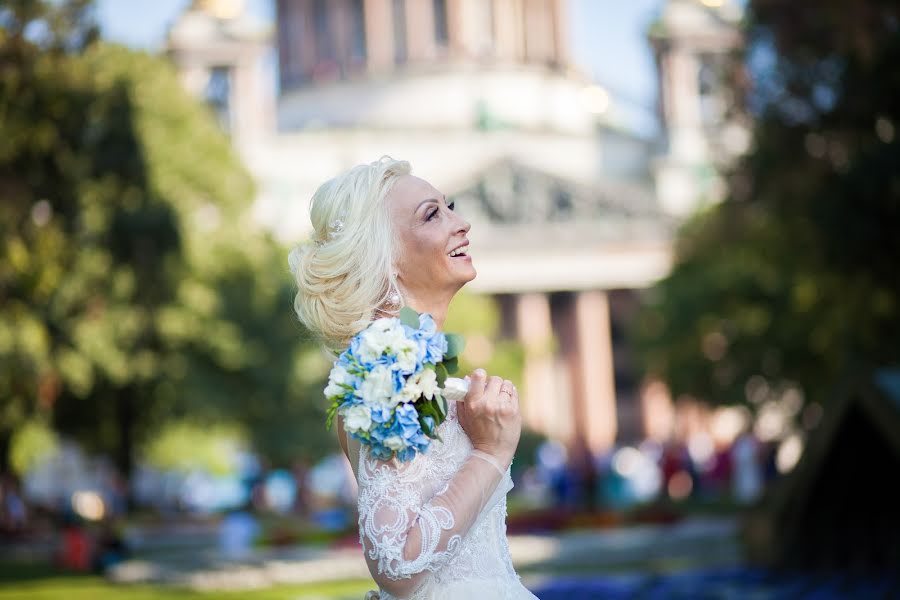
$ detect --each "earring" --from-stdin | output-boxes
[389,291,401,306]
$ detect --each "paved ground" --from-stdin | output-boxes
[104,517,741,591]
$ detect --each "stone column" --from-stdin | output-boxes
[363,0,394,73]
[445,0,467,57]
[641,378,674,442]
[549,0,568,66]
[515,293,560,440]
[404,0,436,62]
[493,0,523,62]
[573,290,617,454]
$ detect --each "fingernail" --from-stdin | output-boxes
[475,369,486,377]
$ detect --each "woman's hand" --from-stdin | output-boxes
[456,369,522,468]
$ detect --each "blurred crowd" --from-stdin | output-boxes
[0,423,789,575]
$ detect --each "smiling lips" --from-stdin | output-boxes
[448,242,469,258]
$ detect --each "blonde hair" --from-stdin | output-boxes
[288,156,411,351]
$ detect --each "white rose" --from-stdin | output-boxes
[399,378,422,403]
[357,365,395,406]
[330,364,353,385]
[341,404,372,432]
[418,368,439,400]
[394,339,418,373]
[358,330,387,363]
[383,435,405,451]
[410,368,438,400]
[324,365,353,398]
[385,394,404,408]
[441,377,470,403]
[370,317,395,331]
[324,380,345,399]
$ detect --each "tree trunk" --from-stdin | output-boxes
[0,428,12,475]
[115,387,136,511]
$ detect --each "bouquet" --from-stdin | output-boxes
[324,307,469,462]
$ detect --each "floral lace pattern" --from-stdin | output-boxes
[352,401,538,600]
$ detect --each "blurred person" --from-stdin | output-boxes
[289,157,535,599]
[705,444,733,498]
[218,501,260,561]
[93,517,130,572]
[57,511,92,571]
[730,428,763,504]
[0,473,28,535]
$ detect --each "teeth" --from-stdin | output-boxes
[449,246,467,257]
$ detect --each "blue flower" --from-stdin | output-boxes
[395,447,416,462]
[369,405,393,424]
[395,403,420,432]
[370,443,393,460]
[402,313,447,365]
[391,368,406,395]
[429,333,448,364]
[418,313,438,338]
[422,415,435,432]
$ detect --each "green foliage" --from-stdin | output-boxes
[633,0,900,409]
[9,418,59,476]
[398,306,420,329]
[445,333,464,360]
[445,291,525,387]
[0,1,324,478]
[142,420,244,476]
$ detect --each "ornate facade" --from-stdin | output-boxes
[167,0,744,461]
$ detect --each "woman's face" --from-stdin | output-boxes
[387,174,475,299]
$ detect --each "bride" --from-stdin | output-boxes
[289,157,539,599]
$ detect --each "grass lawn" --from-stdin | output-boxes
[0,562,375,600]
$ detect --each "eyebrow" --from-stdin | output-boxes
[415,194,446,214]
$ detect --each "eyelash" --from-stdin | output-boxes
[427,201,455,221]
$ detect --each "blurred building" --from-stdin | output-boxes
[166,0,745,456]
[648,0,747,216]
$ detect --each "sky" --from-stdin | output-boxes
[96,0,664,134]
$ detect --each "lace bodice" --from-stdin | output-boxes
[344,401,538,600]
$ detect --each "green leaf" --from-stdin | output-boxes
[436,394,448,418]
[324,399,340,430]
[399,306,421,329]
[418,401,443,442]
[435,362,448,387]
[445,333,465,358]
[443,355,459,375]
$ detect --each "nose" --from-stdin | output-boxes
[453,211,471,236]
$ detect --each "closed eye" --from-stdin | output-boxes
[426,201,455,221]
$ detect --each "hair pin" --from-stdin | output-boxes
[316,213,346,246]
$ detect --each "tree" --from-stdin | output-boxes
[633,0,900,412]
[1,1,327,489]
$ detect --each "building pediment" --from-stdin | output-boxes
[450,159,673,246]
[450,159,675,293]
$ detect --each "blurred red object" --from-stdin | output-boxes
[59,525,92,571]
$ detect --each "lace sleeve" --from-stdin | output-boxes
[354,441,511,599]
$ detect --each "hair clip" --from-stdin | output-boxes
[316,214,346,246]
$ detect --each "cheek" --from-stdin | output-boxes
[399,228,446,276]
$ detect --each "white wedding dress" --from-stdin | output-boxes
[342,399,540,600]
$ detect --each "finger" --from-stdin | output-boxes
[456,398,468,419]
[466,369,488,403]
[510,385,520,407]
[485,375,503,402]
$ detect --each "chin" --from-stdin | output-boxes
[458,261,477,284]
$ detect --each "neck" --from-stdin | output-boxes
[402,288,455,330]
